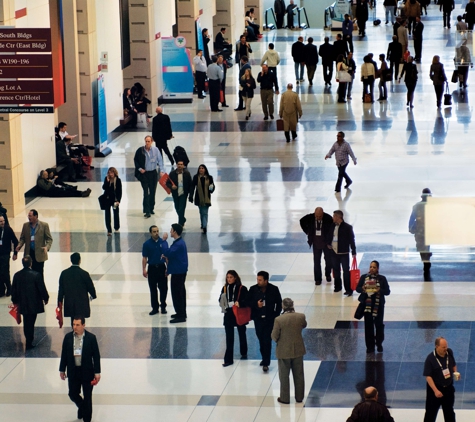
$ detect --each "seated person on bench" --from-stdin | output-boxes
[56,135,86,182]
[37,170,91,197]
[215,28,233,52]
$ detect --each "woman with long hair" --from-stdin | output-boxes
[102,167,122,235]
[219,270,248,367]
[240,68,256,120]
[189,164,215,234]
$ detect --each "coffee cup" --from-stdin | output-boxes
[453,372,461,381]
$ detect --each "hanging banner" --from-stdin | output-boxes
[97,74,108,151]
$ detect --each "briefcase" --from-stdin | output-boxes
[159,173,175,194]
[276,119,284,131]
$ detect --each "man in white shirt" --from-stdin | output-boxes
[193,50,207,99]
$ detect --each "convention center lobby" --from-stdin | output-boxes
[1,0,475,421]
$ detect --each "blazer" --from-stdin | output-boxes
[356,273,391,306]
[319,42,335,65]
[299,212,333,247]
[166,169,192,200]
[59,330,101,381]
[291,41,306,63]
[102,177,122,205]
[152,113,173,144]
[240,76,256,98]
[304,43,319,66]
[326,221,356,255]
[18,221,53,263]
[271,312,307,359]
[58,265,97,318]
[0,225,19,257]
[247,283,282,321]
[11,268,49,315]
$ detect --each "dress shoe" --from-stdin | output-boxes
[222,362,233,367]
[78,406,83,420]
[277,397,289,404]
[263,366,269,372]
[241,355,248,360]
[222,104,229,107]
[144,213,151,218]
[344,291,353,297]
[234,107,244,111]
[259,361,264,366]
[170,314,187,318]
[335,190,341,193]
[151,211,155,215]
[326,276,332,282]
[161,308,167,314]
[198,95,205,99]
[25,344,34,350]
[345,182,352,189]
[315,280,322,285]
[296,400,303,403]
[263,116,269,120]
[202,227,207,234]
[377,345,383,352]
[149,310,159,316]
[334,288,342,293]
[245,115,249,120]
[270,114,274,119]
[170,318,186,323]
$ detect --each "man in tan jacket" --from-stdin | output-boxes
[16,209,53,282]
[279,83,303,143]
[271,298,307,404]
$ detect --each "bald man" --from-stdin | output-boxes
[299,207,333,285]
[346,386,394,422]
[152,106,174,166]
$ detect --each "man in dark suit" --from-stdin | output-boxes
[274,0,286,29]
[333,33,349,60]
[166,162,192,227]
[60,316,101,422]
[304,38,319,86]
[0,214,18,297]
[215,27,232,51]
[300,207,333,285]
[55,137,84,182]
[319,37,335,86]
[16,209,53,283]
[247,271,282,373]
[413,16,424,63]
[235,55,251,110]
[152,107,174,166]
[58,252,97,326]
[326,210,357,296]
[387,35,402,80]
[11,256,49,350]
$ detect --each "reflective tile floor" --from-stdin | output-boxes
[2,4,475,421]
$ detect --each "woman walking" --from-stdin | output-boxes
[189,164,215,234]
[219,270,248,367]
[336,54,349,103]
[102,167,122,235]
[399,55,418,107]
[429,55,447,108]
[240,68,256,120]
[356,261,391,353]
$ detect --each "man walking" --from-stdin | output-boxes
[206,56,224,112]
[11,256,49,350]
[413,16,424,63]
[0,214,18,297]
[423,337,459,422]
[346,387,394,422]
[342,14,354,53]
[134,135,164,218]
[279,83,303,143]
[235,56,251,111]
[193,49,207,99]
[292,36,306,84]
[16,209,53,282]
[272,298,307,405]
[142,225,169,315]
[162,224,188,323]
[409,188,433,281]
[257,64,279,120]
[440,0,455,28]
[300,207,333,285]
[387,35,403,80]
[60,317,101,422]
[58,253,97,326]
[327,210,356,296]
[325,131,357,192]
[333,33,349,59]
[247,271,282,373]
[319,37,335,86]
[167,161,192,227]
[304,38,319,85]
[260,43,281,79]
[152,107,174,166]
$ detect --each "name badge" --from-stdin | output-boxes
[0,240,2,246]
[333,236,338,242]
[316,230,322,236]
[30,235,35,242]
[228,301,235,307]
[74,348,82,356]
[443,368,451,379]
[262,300,266,307]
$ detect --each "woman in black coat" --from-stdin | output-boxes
[399,55,418,108]
[240,68,256,120]
[429,55,447,108]
[122,88,137,127]
[219,270,248,367]
[356,260,391,353]
[189,164,215,234]
[102,167,122,235]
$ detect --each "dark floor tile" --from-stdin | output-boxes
[303,329,350,361]
[410,321,472,330]
[305,361,336,407]
[197,395,220,406]
[391,362,426,408]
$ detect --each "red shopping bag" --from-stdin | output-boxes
[350,256,360,291]
[159,173,175,194]
[219,90,224,104]
[56,303,64,328]
[8,304,21,325]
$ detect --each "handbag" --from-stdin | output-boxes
[384,69,392,81]
[56,302,64,328]
[159,172,175,194]
[232,285,252,326]
[338,70,352,83]
[350,256,360,291]
[8,303,21,325]
[276,119,284,131]
[354,302,365,320]
[451,69,458,83]
[363,93,372,103]
[444,81,452,105]
[98,194,108,210]
[137,112,148,129]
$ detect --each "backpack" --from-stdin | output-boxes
[173,146,190,167]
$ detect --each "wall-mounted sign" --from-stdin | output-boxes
[0,54,52,78]
[0,28,52,52]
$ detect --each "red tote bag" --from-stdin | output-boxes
[56,303,64,328]
[159,173,175,195]
[232,286,251,326]
[8,304,21,325]
[350,256,360,291]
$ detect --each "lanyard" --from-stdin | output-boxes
[434,350,449,370]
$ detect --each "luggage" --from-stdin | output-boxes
[451,69,458,83]
[173,146,190,167]
[444,82,452,105]
[373,19,381,25]
[364,93,372,103]
[276,119,284,131]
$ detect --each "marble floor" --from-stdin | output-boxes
[2,3,475,421]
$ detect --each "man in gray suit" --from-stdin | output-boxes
[271,298,307,404]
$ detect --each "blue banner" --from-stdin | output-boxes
[161,37,194,99]
[97,74,108,150]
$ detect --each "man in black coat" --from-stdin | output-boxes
[326,210,357,296]
[166,161,192,227]
[247,271,282,372]
[440,0,455,28]
[60,316,101,422]
[11,256,49,349]
[300,207,333,285]
[319,37,335,86]
[387,35,402,80]
[274,0,286,29]
[292,36,306,83]
[333,33,349,60]
[152,107,174,166]
[0,214,18,297]
[413,16,424,63]
[304,37,319,85]
[58,252,97,326]
[346,386,394,422]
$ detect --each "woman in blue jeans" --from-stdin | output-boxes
[189,164,215,234]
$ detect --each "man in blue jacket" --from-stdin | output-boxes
[162,224,188,323]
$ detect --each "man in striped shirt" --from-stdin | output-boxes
[325,132,357,192]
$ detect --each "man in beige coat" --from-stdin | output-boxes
[16,209,53,282]
[279,83,303,143]
[271,298,307,404]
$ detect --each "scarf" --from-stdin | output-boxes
[197,175,211,206]
[364,275,380,317]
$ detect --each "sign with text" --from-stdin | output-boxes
[0,54,52,78]
[0,28,51,52]
[0,80,54,104]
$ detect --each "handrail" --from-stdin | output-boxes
[263,7,277,30]
[296,7,310,29]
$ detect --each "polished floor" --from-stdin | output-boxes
[2,3,475,421]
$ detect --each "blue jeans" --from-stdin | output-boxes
[199,205,209,228]
[385,7,395,24]
[294,62,304,80]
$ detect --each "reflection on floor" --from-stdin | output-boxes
[2,4,475,421]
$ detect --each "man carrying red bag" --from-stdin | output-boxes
[326,210,357,296]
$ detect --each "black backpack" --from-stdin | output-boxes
[173,146,190,167]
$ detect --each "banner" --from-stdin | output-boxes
[97,74,108,151]
[161,36,194,99]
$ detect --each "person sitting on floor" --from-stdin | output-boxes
[37,170,91,198]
